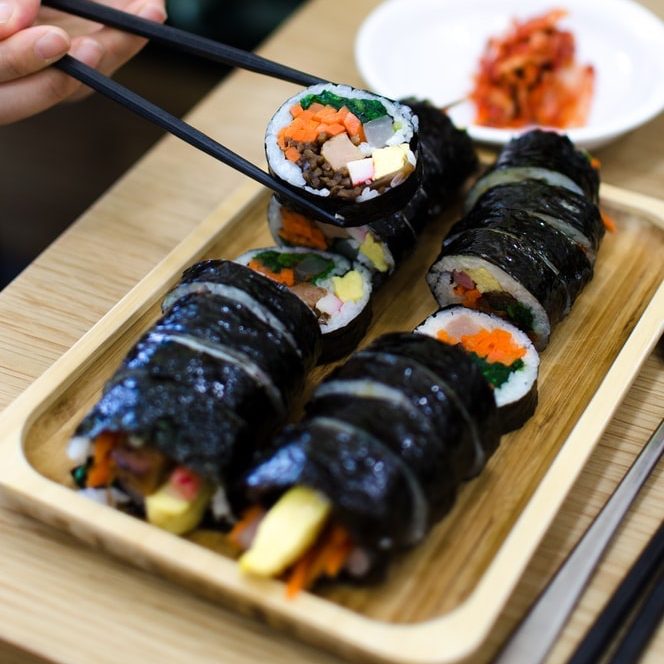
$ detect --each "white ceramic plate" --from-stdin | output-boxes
[355,0,664,149]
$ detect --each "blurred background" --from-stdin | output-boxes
[0,0,304,289]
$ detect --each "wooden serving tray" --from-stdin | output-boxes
[0,180,662,664]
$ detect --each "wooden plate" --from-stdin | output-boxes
[0,181,662,664]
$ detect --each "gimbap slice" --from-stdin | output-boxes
[307,381,457,520]
[236,247,373,362]
[460,180,604,262]
[162,260,321,369]
[446,209,594,311]
[416,307,539,433]
[465,129,600,211]
[266,83,420,226]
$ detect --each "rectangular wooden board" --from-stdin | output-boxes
[0,180,662,664]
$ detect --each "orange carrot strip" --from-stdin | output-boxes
[320,123,345,137]
[290,103,304,117]
[286,548,315,599]
[86,432,117,488]
[343,111,362,138]
[285,146,300,162]
[324,540,352,577]
[229,505,264,548]
[279,209,328,250]
[453,285,482,307]
[601,210,617,233]
[248,259,295,287]
[460,328,526,365]
[436,329,458,345]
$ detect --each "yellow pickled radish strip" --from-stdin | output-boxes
[239,486,331,577]
[145,479,213,535]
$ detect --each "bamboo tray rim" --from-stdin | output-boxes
[0,181,663,664]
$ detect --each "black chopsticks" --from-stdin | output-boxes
[567,520,664,664]
[42,0,326,87]
[52,55,344,226]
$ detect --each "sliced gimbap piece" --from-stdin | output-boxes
[446,209,594,311]
[265,83,420,226]
[162,260,320,370]
[236,247,373,362]
[428,229,554,350]
[458,180,604,262]
[416,307,540,433]
[465,129,600,211]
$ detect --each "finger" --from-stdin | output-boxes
[0,37,104,125]
[0,26,70,83]
[0,0,40,40]
[91,0,166,76]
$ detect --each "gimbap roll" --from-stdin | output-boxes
[232,333,500,594]
[265,83,420,226]
[416,307,539,433]
[68,261,321,535]
[465,129,600,211]
[236,247,373,362]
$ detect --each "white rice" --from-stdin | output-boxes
[265,83,418,197]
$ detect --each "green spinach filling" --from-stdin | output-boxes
[299,91,388,124]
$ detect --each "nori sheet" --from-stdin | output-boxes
[163,260,321,369]
[366,333,501,471]
[241,420,424,551]
[437,226,569,332]
[446,209,594,308]
[464,180,604,256]
[152,292,306,406]
[305,394,456,521]
[495,130,599,203]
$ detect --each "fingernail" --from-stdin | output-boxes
[35,31,69,61]
[138,3,167,23]
[0,2,14,25]
[71,38,104,68]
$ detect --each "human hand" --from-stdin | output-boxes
[0,0,166,124]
